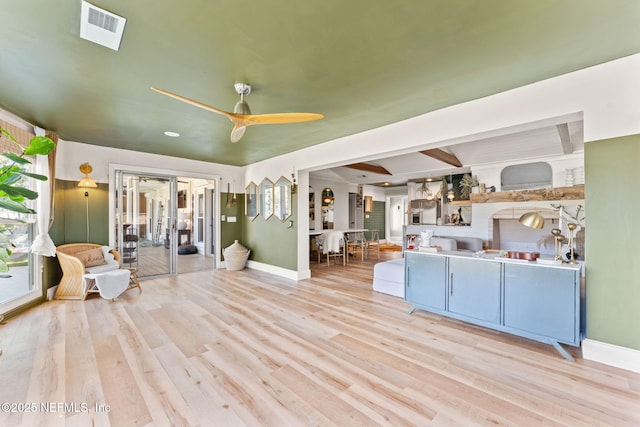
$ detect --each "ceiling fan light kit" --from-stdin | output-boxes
[151,83,323,143]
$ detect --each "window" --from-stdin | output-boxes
[0,157,40,312]
[501,162,552,191]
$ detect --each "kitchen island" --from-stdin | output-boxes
[405,250,583,360]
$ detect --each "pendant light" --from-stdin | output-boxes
[447,174,455,201]
[519,211,545,229]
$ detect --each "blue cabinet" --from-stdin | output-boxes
[448,257,501,323]
[405,252,582,360]
[503,263,579,345]
[405,252,447,311]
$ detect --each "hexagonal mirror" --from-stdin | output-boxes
[245,181,259,220]
[274,176,292,221]
[260,178,274,219]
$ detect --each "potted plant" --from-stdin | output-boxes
[459,174,478,200]
[0,128,56,272]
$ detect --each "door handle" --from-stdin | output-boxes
[450,273,453,296]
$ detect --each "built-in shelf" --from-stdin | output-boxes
[470,185,584,203]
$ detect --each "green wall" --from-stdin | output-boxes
[243,194,298,271]
[44,179,111,290]
[50,179,110,245]
[220,192,245,254]
[44,183,247,289]
[585,135,640,351]
[364,200,386,241]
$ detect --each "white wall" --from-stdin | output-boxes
[56,140,244,187]
[473,153,585,191]
[308,176,359,231]
[244,53,640,281]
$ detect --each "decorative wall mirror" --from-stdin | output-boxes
[321,187,334,229]
[245,181,259,220]
[274,176,292,221]
[260,178,274,219]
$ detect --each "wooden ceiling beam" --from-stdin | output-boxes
[344,162,392,175]
[556,123,573,154]
[420,148,463,167]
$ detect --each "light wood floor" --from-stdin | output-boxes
[1,252,639,426]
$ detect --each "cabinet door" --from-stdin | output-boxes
[503,264,578,345]
[448,257,501,323]
[405,253,447,311]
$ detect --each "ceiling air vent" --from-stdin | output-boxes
[80,1,127,51]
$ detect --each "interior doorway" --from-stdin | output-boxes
[387,195,407,245]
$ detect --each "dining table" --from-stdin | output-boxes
[310,229,369,262]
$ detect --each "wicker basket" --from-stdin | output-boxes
[223,240,250,271]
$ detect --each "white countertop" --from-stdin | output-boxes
[406,249,582,271]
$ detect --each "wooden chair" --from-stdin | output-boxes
[55,243,141,300]
[346,231,366,262]
[317,231,347,266]
[365,229,380,261]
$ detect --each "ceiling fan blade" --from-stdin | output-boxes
[230,123,247,143]
[152,85,323,143]
[151,87,234,120]
[242,112,324,125]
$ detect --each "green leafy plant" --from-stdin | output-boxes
[459,174,478,200]
[0,128,56,271]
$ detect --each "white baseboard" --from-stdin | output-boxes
[244,261,300,281]
[220,260,310,280]
[582,339,640,374]
[47,286,58,301]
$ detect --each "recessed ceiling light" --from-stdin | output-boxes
[164,131,180,137]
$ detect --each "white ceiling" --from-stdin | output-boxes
[310,118,584,186]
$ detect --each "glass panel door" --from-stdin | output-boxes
[194,189,205,254]
[115,171,177,278]
[0,219,38,312]
[0,149,41,312]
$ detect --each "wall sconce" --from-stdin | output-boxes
[291,171,297,194]
[77,162,98,188]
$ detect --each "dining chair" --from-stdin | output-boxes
[365,229,380,260]
[346,231,366,262]
[318,231,347,266]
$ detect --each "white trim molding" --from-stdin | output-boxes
[245,260,302,281]
[582,339,640,374]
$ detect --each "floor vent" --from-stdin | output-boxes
[80,1,127,51]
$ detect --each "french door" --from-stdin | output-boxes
[192,186,216,257]
[115,170,178,278]
[0,219,39,313]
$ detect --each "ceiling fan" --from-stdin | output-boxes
[151,83,324,142]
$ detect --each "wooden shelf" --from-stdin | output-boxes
[470,185,584,203]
